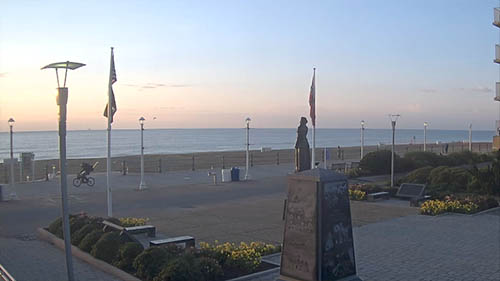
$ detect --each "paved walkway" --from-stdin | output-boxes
[250,209,500,281]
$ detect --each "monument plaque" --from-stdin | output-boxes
[280,168,362,281]
[396,183,426,199]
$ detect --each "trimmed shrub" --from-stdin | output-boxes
[133,247,172,281]
[115,242,144,272]
[69,215,89,235]
[403,152,447,168]
[197,257,224,281]
[71,223,100,246]
[360,150,415,175]
[91,231,122,263]
[427,166,471,196]
[447,151,483,166]
[48,217,63,238]
[154,254,203,281]
[399,166,434,185]
[78,229,104,253]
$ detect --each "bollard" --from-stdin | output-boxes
[277,152,280,165]
[191,155,195,171]
[222,156,225,169]
[158,159,162,173]
[250,152,254,167]
[208,171,217,185]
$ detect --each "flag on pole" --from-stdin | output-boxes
[104,49,117,123]
[309,69,316,126]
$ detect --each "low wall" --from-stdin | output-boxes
[0,142,492,184]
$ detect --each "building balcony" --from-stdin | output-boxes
[495,45,500,64]
[495,82,500,101]
[494,8,500,27]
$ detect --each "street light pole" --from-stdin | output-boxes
[389,114,400,188]
[424,122,428,152]
[245,117,251,180]
[8,118,17,200]
[42,61,85,281]
[469,123,472,152]
[360,120,365,160]
[139,117,147,190]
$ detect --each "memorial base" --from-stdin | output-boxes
[493,136,500,151]
[276,274,363,281]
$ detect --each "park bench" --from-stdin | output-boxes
[102,220,156,237]
[366,191,389,201]
[149,236,195,248]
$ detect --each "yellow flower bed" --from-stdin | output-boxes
[349,189,367,201]
[118,217,149,227]
[199,241,279,273]
[420,199,478,216]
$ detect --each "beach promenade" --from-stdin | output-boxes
[1,163,499,280]
[0,141,492,184]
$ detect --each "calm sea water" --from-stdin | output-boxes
[0,128,495,161]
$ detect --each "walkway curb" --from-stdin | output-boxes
[36,228,141,281]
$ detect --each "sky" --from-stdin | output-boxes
[1,0,499,131]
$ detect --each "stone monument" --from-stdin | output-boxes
[279,168,362,281]
[295,117,311,172]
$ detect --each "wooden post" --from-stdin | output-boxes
[222,156,225,169]
[277,152,280,165]
[191,155,195,171]
[158,159,162,173]
[122,161,127,175]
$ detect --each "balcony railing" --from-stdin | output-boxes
[495,45,500,64]
[495,82,500,101]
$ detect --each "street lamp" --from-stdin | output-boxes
[138,117,147,190]
[8,118,17,200]
[245,117,251,180]
[424,122,428,152]
[41,60,85,281]
[389,114,400,188]
[360,120,365,160]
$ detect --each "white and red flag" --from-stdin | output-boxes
[309,68,316,126]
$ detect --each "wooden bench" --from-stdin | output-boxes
[150,236,195,248]
[366,191,390,201]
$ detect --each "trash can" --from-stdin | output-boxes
[230,167,240,182]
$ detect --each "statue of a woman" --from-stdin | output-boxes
[295,117,311,172]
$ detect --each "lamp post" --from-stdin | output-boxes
[389,114,400,188]
[138,117,147,190]
[424,122,428,152]
[469,123,472,152]
[245,117,251,180]
[360,120,365,160]
[42,61,85,281]
[8,118,17,200]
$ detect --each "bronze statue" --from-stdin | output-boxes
[295,117,311,172]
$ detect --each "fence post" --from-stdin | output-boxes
[276,152,280,165]
[222,156,225,169]
[250,152,254,167]
[191,155,195,171]
[158,159,162,173]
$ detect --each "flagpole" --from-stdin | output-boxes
[107,47,113,218]
[311,68,316,168]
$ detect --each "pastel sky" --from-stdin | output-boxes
[1,0,499,131]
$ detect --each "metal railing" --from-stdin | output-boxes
[0,264,16,281]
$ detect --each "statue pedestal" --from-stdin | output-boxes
[278,168,362,281]
[493,136,500,151]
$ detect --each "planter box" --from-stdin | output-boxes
[36,228,141,281]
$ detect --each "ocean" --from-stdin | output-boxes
[0,128,495,161]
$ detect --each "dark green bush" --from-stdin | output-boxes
[78,229,104,253]
[360,150,414,175]
[91,231,122,263]
[197,257,223,281]
[403,152,448,168]
[447,151,483,166]
[69,215,89,235]
[115,242,144,272]
[48,217,63,238]
[133,247,171,281]
[399,166,433,185]
[154,253,203,281]
[427,166,471,196]
[71,223,100,246]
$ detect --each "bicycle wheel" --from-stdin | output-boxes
[73,178,81,187]
[87,177,95,187]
